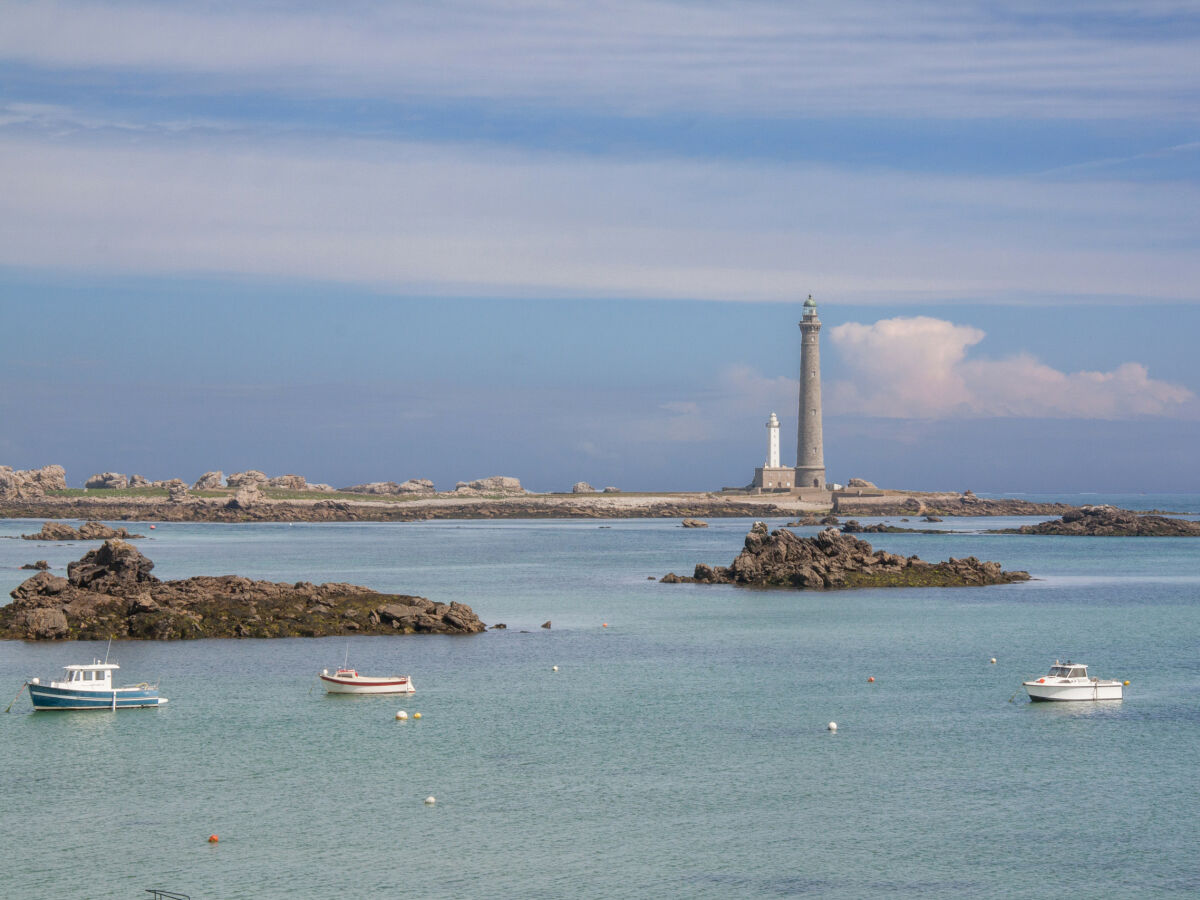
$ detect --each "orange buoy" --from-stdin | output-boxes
[149,525,156,530]
[1038,678,1045,683]
[602,623,608,628]
[207,834,219,843]
[867,676,875,683]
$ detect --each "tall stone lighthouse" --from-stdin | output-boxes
[794,294,826,490]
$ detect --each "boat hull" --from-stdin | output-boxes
[28,684,167,710]
[1024,681,1123,702]
[319,674,415,695]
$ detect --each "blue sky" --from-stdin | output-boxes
[1,1,1198,492]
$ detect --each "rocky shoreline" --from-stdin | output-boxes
[661,522,1030,590]
[20,521,145,541]
[0,540,487,640]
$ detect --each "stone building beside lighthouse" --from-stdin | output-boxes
[750,294,828,494]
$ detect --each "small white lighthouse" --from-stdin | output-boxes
[765,412,781,468]
[752,412,793,492]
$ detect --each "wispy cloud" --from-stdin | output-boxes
[828,316,1197,419]
[1,127,1197,303]
[2,1,1198,120]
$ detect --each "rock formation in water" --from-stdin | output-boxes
[1001,505,1200,536]
[21,521,145,541]
[0,539,487,640]
[681,518,708,528]
[660,522,1029,589]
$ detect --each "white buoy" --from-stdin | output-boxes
[827,721,837,732]
[990,658,997,664]
[424,796,436,805]
[395,710,408,720]
[552,665,559,672]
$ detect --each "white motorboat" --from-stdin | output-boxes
[25,661,167,711]
[1023,660,1123,702]
[319,667,415,695]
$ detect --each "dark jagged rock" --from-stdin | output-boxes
[661,525,1029,590]
[21,521,145,541]
[840,520,949,535]
[21,560,50,570]
[1001,505,1200,537]
[1,539,486,640]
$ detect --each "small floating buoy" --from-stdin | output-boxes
[1124,680,1130,686]
[424,796,436,805]
[827,722,837,732]
[149,524,156,530]
[867,676,874,683]
[602,623,608,628]
[552,665,559,671]
[207,834,219,843]
[413,712,421,719]
[990,658,996,664]
[395,710,408,720]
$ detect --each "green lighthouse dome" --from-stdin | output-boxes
[803,294,816,308]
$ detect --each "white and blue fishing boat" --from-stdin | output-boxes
[26,661,167,711]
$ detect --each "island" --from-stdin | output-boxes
[21,521,145,541]
[0,539,487,640]
[661,522,1030,589]
[996,505,1200,537]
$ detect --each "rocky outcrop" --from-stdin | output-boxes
[341,479,435,495]
[0,540,487,640]
[602,486,621,493]
[0,464,69,499]
[455,476,524,494]
[267,474,308,490]
[839,520,946,535]
[85,472,129,490]
[21,560,50,570]
[226,486,261,510]
[129,474,151,487]
[21,521,145,541]
[572,482,596,493]
[1002,505,1200,537]
[847,478,877,488]
[834,490,1084,518]
[681,518,708,528]
[168,481,190,502]
[227,470,269,489]
[193,471,225,490]
[660,523,1029,590]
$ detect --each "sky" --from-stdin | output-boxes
[1,1,1198,493]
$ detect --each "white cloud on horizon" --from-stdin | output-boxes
[2,1,1198,121]
[828,316,1197,419]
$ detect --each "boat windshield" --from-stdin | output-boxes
[1048,666,1070,677]
[1068,668,1087,678]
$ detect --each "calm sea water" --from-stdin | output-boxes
[2,495,1199,899]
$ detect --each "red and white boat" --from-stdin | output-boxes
[319,667,415,694]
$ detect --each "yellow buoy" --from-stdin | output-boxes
[1124,680,1130,686]
[413,712,421,719]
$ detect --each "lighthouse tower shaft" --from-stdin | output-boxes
[795,298,826,490]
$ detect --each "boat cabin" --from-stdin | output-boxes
[51,662,118,690]
[1046,663,1087,680]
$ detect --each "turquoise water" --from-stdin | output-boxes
[2,499,1200,899]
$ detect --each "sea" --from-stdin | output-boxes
[2,493,1199,899]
